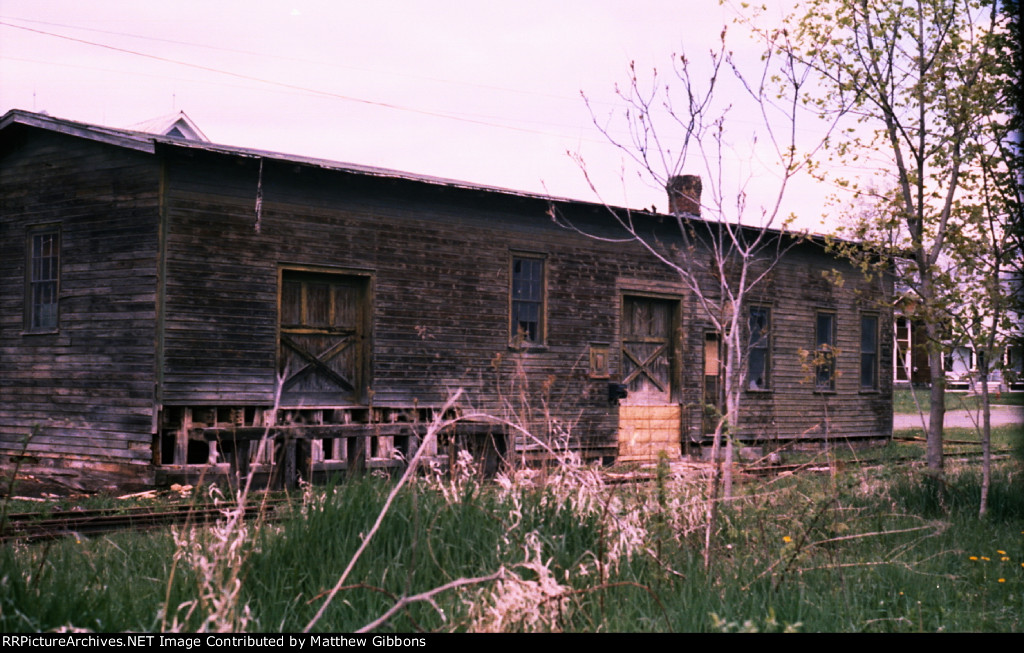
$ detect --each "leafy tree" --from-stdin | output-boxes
[756,0,1016,484]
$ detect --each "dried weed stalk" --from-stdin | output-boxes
[166,485,254,632]
[467,531,571,632]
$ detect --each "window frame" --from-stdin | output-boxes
[894,316,912,382]
[814,311,837,392]
[24,225,61,333]
[859,313,879,391]
[508,252,547,347]
[746,305,771,392]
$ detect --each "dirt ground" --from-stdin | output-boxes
[1,464,152,500]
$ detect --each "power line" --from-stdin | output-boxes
[0,20,609,142]
[0,15,596,108]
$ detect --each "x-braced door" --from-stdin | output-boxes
[279,271,369,406]
[621,296,676,404]
[618,295,681,461]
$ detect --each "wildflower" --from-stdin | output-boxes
[969,556,978,561]
[998,578,1006,583]
[1001,556,1011,562]
[997,550,1006,555]
[783,536,792,543]
[981,556,990,561]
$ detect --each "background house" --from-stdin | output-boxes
[893,279,1023,393]
[1,110,894,488]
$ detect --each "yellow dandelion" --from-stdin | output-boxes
[1001,556,1011,561]
[981,556,990,561]
[998,578,1006,583]
[997,550,1007,555]
[783,536,792,543]
[969,556,978,561]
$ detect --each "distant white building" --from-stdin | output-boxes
[894,275,1023,392]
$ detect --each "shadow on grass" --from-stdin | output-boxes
[888,467,1024,521]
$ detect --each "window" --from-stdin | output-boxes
[510,254,545,345]
[894,317,911,382]
[860,315,878,390]
[26,227,60,332]
[747,306,771,390]
[815,312,836,390]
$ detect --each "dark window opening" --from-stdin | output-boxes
[815,312,836,391]
[860,315,878,389]
[748,306,771,390]
[27,229,60,331]
[510,255,545,344]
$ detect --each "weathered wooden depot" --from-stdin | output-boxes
[0,110,893,488]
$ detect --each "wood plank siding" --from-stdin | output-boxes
[0,111,892,486]
[156,149,647,456]
[0,127,161,476]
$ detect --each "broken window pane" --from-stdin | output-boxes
[511,255,544,344]
[747,306,770,390]
[815,312,836,390]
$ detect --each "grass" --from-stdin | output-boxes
[894,388,1024,414]
[1,443,1022,632]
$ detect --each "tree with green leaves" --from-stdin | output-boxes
[755,0,1016,485]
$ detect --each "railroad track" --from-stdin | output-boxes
[0,497,291,543]
[3,443,1014,541]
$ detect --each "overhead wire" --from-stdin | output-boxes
[1,15,598,108]
[0,19,612,143]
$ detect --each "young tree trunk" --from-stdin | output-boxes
[925,344,946,479]
[979,361,992,518]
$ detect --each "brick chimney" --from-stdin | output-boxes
[666,175,701,216]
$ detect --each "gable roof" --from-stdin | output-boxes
[129,110,209,142]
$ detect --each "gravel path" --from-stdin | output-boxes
[893,405,1024,431]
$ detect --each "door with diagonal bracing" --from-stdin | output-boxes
[279,271,369,406]
[622,296,675,403]
[618,295,682,461]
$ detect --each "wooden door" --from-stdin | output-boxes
[621,297,674,404]
[279,272,368,406]
[618,296,681,461]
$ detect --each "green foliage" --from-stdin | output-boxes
[2,456,1022,632]
[889,466,1024,521]
[746,0,1019,480]
[0,530,190,632]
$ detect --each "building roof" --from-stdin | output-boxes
[0,108,587,208]
[129,110,209,142]
[0,108,845,248]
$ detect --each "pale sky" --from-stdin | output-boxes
[0,0,847,231]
